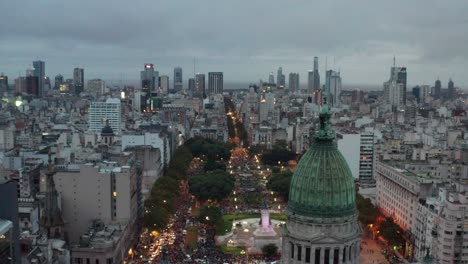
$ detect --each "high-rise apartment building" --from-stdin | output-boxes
[288,73,299,92]
[195,73,205,98]
[325,70,342,107]
[53,162,139,243]
[173,67,183,92]
[277,67,285,88]
[33,60,45,97]
[159,75,169,94]
[208,72,223,95]
[141,64,157,91]
[88,98,122,133]
[0,73,8,94]
[73,68,84,96]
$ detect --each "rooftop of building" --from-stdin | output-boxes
[73,221,128,251]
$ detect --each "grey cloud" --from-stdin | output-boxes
[1,0,468,86]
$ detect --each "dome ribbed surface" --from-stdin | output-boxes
[288,139,356,218]
[101,124,114,135]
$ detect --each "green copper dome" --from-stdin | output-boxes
[287,102,356,219]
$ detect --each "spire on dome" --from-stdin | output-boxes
[316,72,334,141]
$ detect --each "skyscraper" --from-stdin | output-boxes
[277,67,285,88]
[395,66,407,103]
[195,73,206,98]
[325,70,342,107]
[188,78,195,92]
[288,73,300,92]
[282,94,361,263]
[384,60,406,111]
[159,75,169,94]
[73,68,84,96]
[434,79,442,99]
[448,78,455,100]
[173,67,183,92]
[33,60,45,97]
[313,56,320,91]
[25,75,39,96]
[54,74,63,90]
[307,70,314,93]
[0,73,8,94]
[208,72,223,95]
[268,72,275,84]
[141,64,156,91]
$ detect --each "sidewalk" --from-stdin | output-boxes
[359,236,389,264]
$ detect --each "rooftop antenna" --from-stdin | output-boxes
[393,55,396,67]
[333,56,336,71]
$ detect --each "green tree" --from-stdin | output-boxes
[261,147,296,166]
[189,170,235,202]
[262,243,278,259]
[204,159,227,172]
[379,217,405,247]
[356,193,379,225]
[199,206,223,226]
[267,171,293,201]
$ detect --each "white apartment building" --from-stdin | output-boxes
[88,98,122,133]
[415,183,468,263]
[53,162,138,243]
[121,132,171,167]
[0,129,14,151]
[375,161,435,231]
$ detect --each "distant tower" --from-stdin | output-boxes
[33,60,45,97]
[268,72,275,84]
[289,72,300,92]
[73,67,84,96]
[141,64,157,91]
[384,58,406,111]
[307,70,314,93]
[173,67,183,92]
[313,56,320,92]
[434,79,442,99]
[195,73,206,98]
[54,74,63,90]
[0,73,8,94]
[159,75,170,95]
[448,78,455,100]
[277,67,285,88]
[208,72,223,95]
[325,70,342,107]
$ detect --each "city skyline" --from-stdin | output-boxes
[1,0,468,87]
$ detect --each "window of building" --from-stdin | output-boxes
[305,247,311,263]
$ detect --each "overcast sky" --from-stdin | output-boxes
[1,0,467,87]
